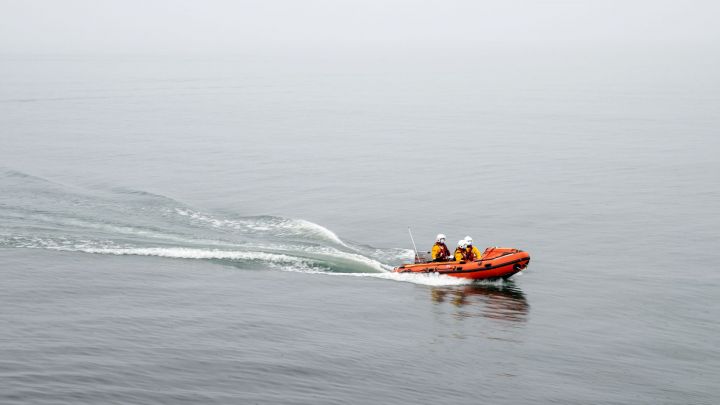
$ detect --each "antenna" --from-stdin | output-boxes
[408,227,419,262]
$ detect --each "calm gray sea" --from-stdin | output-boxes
[1,48,719,404]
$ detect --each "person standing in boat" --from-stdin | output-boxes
[464,236,482,261]
[431,233,451,262]
[454,239,469,261]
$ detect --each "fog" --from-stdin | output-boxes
[1,0,718,54]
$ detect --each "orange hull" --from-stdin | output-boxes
[393,247,530,280]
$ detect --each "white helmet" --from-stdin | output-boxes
[458,239,467,248]
[464,236,473,246]
[436,233,446,243]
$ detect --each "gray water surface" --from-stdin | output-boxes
[1,49,719,404]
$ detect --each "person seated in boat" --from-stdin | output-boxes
[464,236,482,261]
[454,239,469,261]
[431,233,451,262]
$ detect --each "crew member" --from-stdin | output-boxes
[431,233,451,262]
[464,236,482,261]
[454,239,468,261]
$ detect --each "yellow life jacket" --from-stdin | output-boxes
[454,248,466,261]
[431,243,450,260]
[465,245,482,261]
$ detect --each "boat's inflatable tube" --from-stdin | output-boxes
[393,247,530,280]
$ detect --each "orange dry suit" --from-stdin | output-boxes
[465,245,482,261]
[431,243,450,261]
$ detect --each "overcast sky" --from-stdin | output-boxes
[1,0,718,53]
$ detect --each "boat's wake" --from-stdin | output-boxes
[0,168,473,285]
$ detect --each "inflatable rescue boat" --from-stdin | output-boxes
[393,247,530,280]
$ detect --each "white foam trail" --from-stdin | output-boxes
[44,246,313,265]
[174,208,348,247]
[8,236,479,285]
[33,241,390,273]
[3,208,236,247]
[293,219,348,247]
[252,243,393,272]
[278,267,472,286]
[6,234,393,273]
[344,271,473,286]
[96,246,390,273]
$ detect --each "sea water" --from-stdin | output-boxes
[1,47,718,404]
